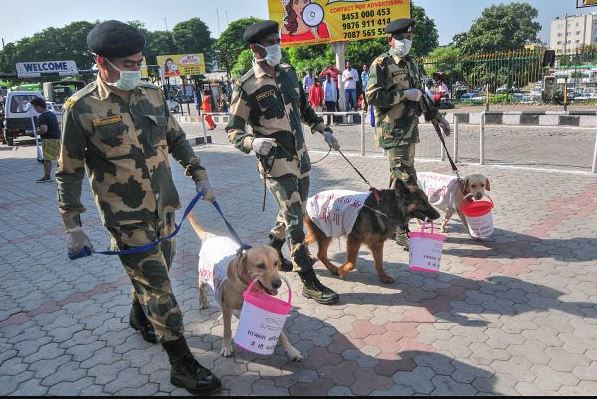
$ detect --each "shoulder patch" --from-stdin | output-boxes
[279,63,295,71]
[239,68,256,84]
[374,53,391,66]
[63,82,97,109]
[139,81,158,90]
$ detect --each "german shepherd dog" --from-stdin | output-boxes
[305,180,440,284]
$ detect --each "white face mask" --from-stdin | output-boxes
[389,38,412,58]
[255,44,282,67]
[106,59,142,91]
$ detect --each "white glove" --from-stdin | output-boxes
[404,88,423,102]
[323,130,340,151]
[437,116,451,137]
[252,138,277,156]
[196,180,216,202]
[66,227,94,255]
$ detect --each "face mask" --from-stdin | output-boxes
[255,44,282,67]
[389,38,412,58]
[105,59,141,91]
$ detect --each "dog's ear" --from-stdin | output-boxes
[485,177,490,191]
[392,178,409,196]
[463,176,470,192]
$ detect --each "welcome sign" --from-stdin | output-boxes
[16,61,78,78]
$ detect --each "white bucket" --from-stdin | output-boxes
[234,276,292,355]
[460,194,495,239]
[409,222,446,273]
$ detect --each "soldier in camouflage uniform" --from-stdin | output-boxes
[366,18,451,250]
[55,21,221,395]
[226,21,341,305]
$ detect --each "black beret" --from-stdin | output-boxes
[243,20,279,44]
[87,20,145,58]
[385,18,415,35]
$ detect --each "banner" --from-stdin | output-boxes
[156,54,206,77]
[268,0,410,47]
[577,0,597,7]
[16,60,78,78]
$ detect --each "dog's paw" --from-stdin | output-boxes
[286,346,305,362]
[379,274,395,284]
[220,344,234,357]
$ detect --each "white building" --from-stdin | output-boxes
[550,12,597,54]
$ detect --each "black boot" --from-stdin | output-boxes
[299,269,339,305]
[129,298,157,344]
[268,234,294,272]
[163,338,222,395]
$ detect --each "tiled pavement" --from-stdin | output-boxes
[0,137,596,395]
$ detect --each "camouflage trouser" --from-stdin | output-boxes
[387,143,417,187]
[108,213,184,343]
[266,173,314,271]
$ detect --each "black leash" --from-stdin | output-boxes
[431,120,460,179]
[337,149,382,203]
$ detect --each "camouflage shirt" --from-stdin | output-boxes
[366,52,439,149]
[56,77,208,229]
[226,62,326,178]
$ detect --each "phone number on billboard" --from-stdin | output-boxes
[340,9,391,39]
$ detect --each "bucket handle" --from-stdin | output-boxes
[463,193,494,206]
[244,275,292,305]
[419,219,435,234]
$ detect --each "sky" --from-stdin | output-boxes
[0,0,589,47]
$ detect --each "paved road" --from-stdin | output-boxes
[180,121,597,172]
[0,140,596,395]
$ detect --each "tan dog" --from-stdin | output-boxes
[188,213,303,361]
[416,172,491,235]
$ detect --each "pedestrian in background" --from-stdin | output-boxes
[31,97,60,182]
[342,61,359,112]
[308,78,324,112]
[323,72,338,126]
[218,92,229,113]
[360,63,370,109]
[201,89,217,130]
[303,69,314,94]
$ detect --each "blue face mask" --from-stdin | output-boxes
[106,59,142,91]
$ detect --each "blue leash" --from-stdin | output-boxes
[68,192,250,260]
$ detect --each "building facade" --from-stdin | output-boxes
[550,13,597,54]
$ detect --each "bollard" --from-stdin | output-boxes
[360,111,366,156]
[201,114,208,145]
[454,114,459,163]
[480,112,485,165]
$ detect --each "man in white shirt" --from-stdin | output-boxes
[341,61,359,111]
[303,69,314,94]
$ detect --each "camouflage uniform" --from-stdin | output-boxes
[226,62,326,270]
[366,52,439,186]
[56,77,209,343]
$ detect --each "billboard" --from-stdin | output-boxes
[16,60,78,78]
[268,0,410,47]
[156,54,206,77]
[577,0,597,7]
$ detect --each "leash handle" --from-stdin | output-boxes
[68,192,250,260]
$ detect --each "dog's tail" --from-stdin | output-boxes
[188,212,211,241]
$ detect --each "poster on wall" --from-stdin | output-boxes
[268,0,411,47]
[156,54,206,77]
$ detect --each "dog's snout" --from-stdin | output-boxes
[474,193,483,200]
[272,278,282,290]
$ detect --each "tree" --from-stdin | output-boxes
[145,31,177,65]
[216,17,263,74]
[231,49,254,77]
[287,44,333,75]
[172,18,214,65]
[422,45,464,81]
[453,2,541,54]
[411,4,439,57]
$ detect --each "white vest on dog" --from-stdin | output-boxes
[417,172,461,211]
[198,236,239,307]
[306,190,369,238]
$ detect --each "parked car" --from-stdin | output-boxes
[459,92,485,102]
[167,99,181,114]
[1,92,61,146]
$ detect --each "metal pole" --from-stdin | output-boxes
[480,112,485,165]
[201,114,208,144]
[592,130,597,174]
[454,114,459,163]
[360,110,366,156]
